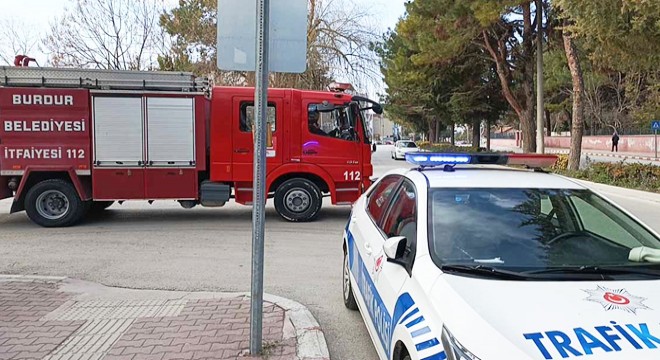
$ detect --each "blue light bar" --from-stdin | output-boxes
[405,153,472,167]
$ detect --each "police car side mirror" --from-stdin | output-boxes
[384,236,407,260]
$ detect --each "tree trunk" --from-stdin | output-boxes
[428,118,436,145]
[563,28,585,171]
[450,124,455,145]
[472,119,481,148]
[521,2,537,153]
[486,119,491,150]
[545,109,551,137]
[435,121,440,143]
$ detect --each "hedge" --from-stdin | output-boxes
[553,154,660,193]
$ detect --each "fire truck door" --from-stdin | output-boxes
[301,101,361,186]
[231,97,283,183]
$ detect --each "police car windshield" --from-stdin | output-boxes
[429,188,660,273]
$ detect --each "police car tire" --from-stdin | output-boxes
[343,251,359,310]
[274,179,322,222]
[25,179,86,228]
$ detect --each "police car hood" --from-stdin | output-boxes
[432,275,660,360]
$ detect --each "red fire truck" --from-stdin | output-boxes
[0,66,381,227]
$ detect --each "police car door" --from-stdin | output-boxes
[349,175,401,359]
[375,180,418,358]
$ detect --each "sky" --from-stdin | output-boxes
[0,0,405,95]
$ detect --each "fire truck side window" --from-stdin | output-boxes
[240,102,276,133]
[308,104,355,141]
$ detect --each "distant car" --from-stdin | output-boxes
[384,140,394,145]
[391,141,419,160]
[343,152,660,360]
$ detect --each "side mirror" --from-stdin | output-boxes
[383,236,407,260]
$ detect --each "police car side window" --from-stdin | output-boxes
[367,176,401,226]
[382,181,417,243]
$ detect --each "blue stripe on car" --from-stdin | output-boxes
[398,307,419,325]
[416,338,440,351]
[422,352,447,360]
[411,326,431,338]
[406,316,425,328]
[345,230,446,360]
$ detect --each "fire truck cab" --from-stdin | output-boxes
[0,66,381,227]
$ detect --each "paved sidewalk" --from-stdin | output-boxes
[491,145,660,162]
[0,276,329,360]
[543,147,660,161]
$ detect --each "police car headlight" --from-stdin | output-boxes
[441,326,481,360]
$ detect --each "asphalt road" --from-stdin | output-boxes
[0,147,406,360]
[2,145,660,360]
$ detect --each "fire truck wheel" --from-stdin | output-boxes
[24,179,85,228]
[274,178,322,222]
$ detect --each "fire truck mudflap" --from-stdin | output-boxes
[0,87,92,226]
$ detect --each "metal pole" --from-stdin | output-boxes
[250,0,269,354]
[536,0,545,154]
[655,129,658,159]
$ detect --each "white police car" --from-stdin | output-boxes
[342,152,660,360]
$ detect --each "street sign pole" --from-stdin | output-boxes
[655,129,658,160]
[250,0,270,354]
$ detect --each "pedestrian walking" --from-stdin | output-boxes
[612,131,620,152]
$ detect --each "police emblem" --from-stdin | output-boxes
[583,286,651,314]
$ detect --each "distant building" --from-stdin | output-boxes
[372,114,395,140]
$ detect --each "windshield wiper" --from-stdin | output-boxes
[524,265,660,279]
[440,265,532,280]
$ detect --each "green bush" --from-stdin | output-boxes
[559,160,660,193]
[551,154,569,171]
[421,143,482,153]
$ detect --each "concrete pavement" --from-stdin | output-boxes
[0,275,329,360]
[0,149,398,360]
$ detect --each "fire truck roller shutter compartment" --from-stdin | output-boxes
[92,96,146,200]
[146,97,195,167]
[93,96,144,166]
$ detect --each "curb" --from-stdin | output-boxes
[265,294,330,360]
[0,275,330,360]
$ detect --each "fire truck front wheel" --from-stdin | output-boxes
[24,179,86,227]
[274,178,322,222]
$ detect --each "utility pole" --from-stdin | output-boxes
[536,0,545,154]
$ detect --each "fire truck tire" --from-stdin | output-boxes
[90,201,115,212]
[274,178,322,222]
[24,179,86,228]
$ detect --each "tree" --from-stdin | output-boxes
[159,0,379,90]
[562,24,585,171]
[377,1,508,146]
[555,0,660,167]
[395,0,544,152]
[43,0,165,70]
[0,19,40,65]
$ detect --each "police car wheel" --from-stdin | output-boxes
[25,179,86,228]
[343,251,359,310]
[274,178,322,222]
